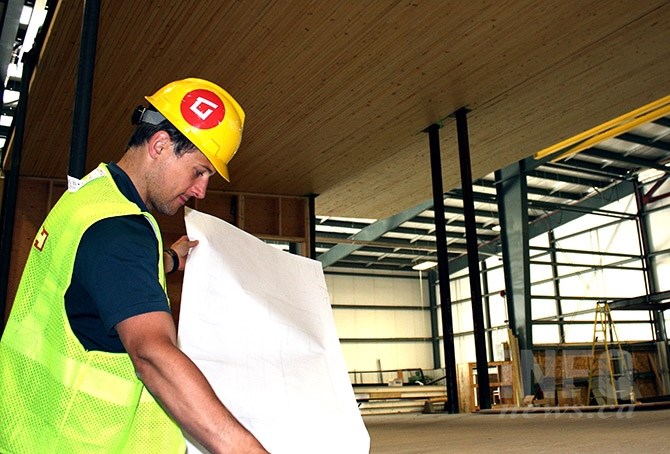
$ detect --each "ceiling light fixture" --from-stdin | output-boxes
[19,6,33,26]
[412,261,438,271]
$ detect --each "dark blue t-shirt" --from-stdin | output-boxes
[64,162,171,353]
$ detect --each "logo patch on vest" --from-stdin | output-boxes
[34,227,48,251]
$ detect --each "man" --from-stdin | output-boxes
[0,78,268,453]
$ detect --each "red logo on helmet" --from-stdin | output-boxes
[180,89,225,129]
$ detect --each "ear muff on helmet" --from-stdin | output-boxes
[132,105,167,126]
[144,78,245,182]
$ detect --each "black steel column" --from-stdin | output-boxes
[426,123,459,413]
[68,0,100,178]
[495,162,533,396]
[0,51,35,335]
[454,107,490,409]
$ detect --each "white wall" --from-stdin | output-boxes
[644,178,670,330]
[326,273,434,376]
[647,178,670,292]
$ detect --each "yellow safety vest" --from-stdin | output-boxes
[0,164,185,453]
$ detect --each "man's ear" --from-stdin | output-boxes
[148,131,171,159]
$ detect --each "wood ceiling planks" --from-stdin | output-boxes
[13,0,670,219]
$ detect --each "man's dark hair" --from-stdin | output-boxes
[126,105,197,156]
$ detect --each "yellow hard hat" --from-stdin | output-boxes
[146,78,245,181]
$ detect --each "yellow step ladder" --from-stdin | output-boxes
[586,302,635,405]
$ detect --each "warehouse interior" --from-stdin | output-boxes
[2,1,670,452]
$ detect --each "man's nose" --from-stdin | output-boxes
[191,178,208,199]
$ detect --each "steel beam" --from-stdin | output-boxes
[526,169,610,189]
[495,161,533,395]
[317,199,434,268]
[68,0,100,178]
[583,147,670,173]
[447,177,636,275]
[454,107,490,409]
[547,160,629,180]
[426,122,459,413]
[634,180,670,393]
[619,132,670,153]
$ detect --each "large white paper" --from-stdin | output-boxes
[177,208,370,454]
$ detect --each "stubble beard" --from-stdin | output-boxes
[147,190,182,216]
[152,198,181,216]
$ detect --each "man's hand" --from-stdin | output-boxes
[165,235,198,273]
[117,311,268,453]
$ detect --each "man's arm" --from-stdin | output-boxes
[116,311,268,454]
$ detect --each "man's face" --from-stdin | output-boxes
[147,143,216,215]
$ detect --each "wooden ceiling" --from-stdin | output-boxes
[15,0,670,219]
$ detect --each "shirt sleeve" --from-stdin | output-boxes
[74,215,171,334]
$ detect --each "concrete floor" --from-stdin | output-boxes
[364,406,670,453]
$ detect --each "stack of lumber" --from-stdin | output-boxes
[354,385,447,416]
